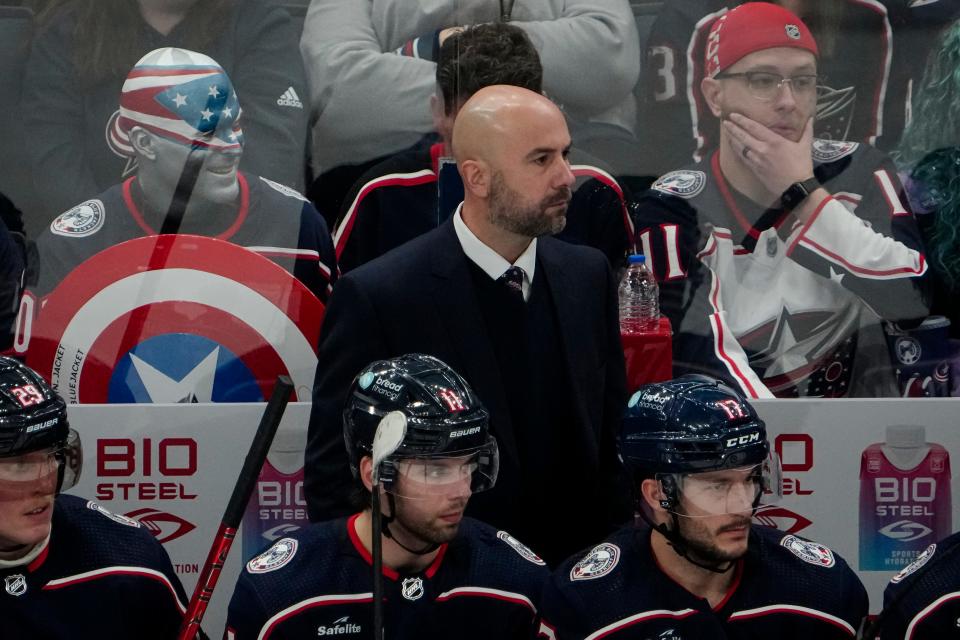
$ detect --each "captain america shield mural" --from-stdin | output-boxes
[22,235,322,403]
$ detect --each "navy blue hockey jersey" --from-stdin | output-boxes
[334,140,633,272]
[539,524,867,639]
[32,173,337,303]
[0,493,189,639]
[881,530,960,640]
[634,139,929,398]
[224,514,548,639]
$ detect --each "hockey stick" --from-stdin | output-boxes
[176,376,294,640]
[370,411,408,640]
[857,539,960,639]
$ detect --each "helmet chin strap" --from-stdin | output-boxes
[638,506,736,575]
[380,492,439,556]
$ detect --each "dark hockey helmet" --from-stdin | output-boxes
[343,354,498,494]
[620,375,770,475]
[619,375,780,514]
[0,357,81,491]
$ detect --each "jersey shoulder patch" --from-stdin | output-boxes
[259,177,310,202]
[496,530,546,566]
[812,139,859,163]
[246,537,298,574]
[891,543,936,584]
[651,170,707,199]
[86,500,140,528]
[51,200,105,238]
[780,534,836,568]
[570,542,621,581]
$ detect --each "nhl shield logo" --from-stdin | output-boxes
[570,543,620,581]
[401,577,424,601]
[24,235,323,404]
[4,574,27,597]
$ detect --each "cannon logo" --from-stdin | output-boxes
[23,236,323,404]
[125,507,196,544]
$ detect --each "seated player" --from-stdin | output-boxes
[225,354,548,639]
[0,356,190,638]
[540,375,868,639]
[874,530,960,640]
[334,22,632,273]
[633,3,929,399]
[30,47,336,303]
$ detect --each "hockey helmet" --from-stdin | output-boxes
[343,354,498,496]
[620,375,780,514]
[0,357,81,493]
[112,47,244,157]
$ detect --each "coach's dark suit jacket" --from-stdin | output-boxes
[305,219,630,564]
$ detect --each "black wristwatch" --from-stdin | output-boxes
[780,176,820,210]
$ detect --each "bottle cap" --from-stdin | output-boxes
[628,254,646,264]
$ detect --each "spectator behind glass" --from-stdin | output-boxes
[894,20,960,340]
[333,23,633,273]
[638,0,960,179]
[300,0,641,216]
[632,3,930,399]
[21,0,309,221]
[18,49,337,405]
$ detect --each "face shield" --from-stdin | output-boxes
[657,450,782,517]
[382,436,499,499]
[0,429,82,499]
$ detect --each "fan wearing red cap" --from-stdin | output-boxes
[633,2,930,399]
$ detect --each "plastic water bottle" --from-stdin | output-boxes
[619,254,659,334]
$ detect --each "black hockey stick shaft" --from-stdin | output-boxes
[177,376,294,640]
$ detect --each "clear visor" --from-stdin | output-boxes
[0,429,82,498]
[383,440,499,498]
[658,451,782,517]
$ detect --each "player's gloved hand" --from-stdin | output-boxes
[723,114,815,197]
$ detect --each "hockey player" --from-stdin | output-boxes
[872,530,960,640]
[224,354,548,639]
[539,375,868,639]
[0,356,190,639]
[633,3,930,399]
[30,47,336,303]
[334,22,632,273]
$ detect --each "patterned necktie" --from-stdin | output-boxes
[498,266,525,301]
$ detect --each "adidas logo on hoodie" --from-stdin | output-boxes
[277,86,303,109]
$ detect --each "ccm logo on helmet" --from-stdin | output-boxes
[25,417,60,434]
[449,426,481,439]
[727,432,760,448]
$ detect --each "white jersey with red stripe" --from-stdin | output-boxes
[0,494,188,639]
[224,514,548,640]
[31,173,338,304]
[634,139,929,398]
[539,524,867,640]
